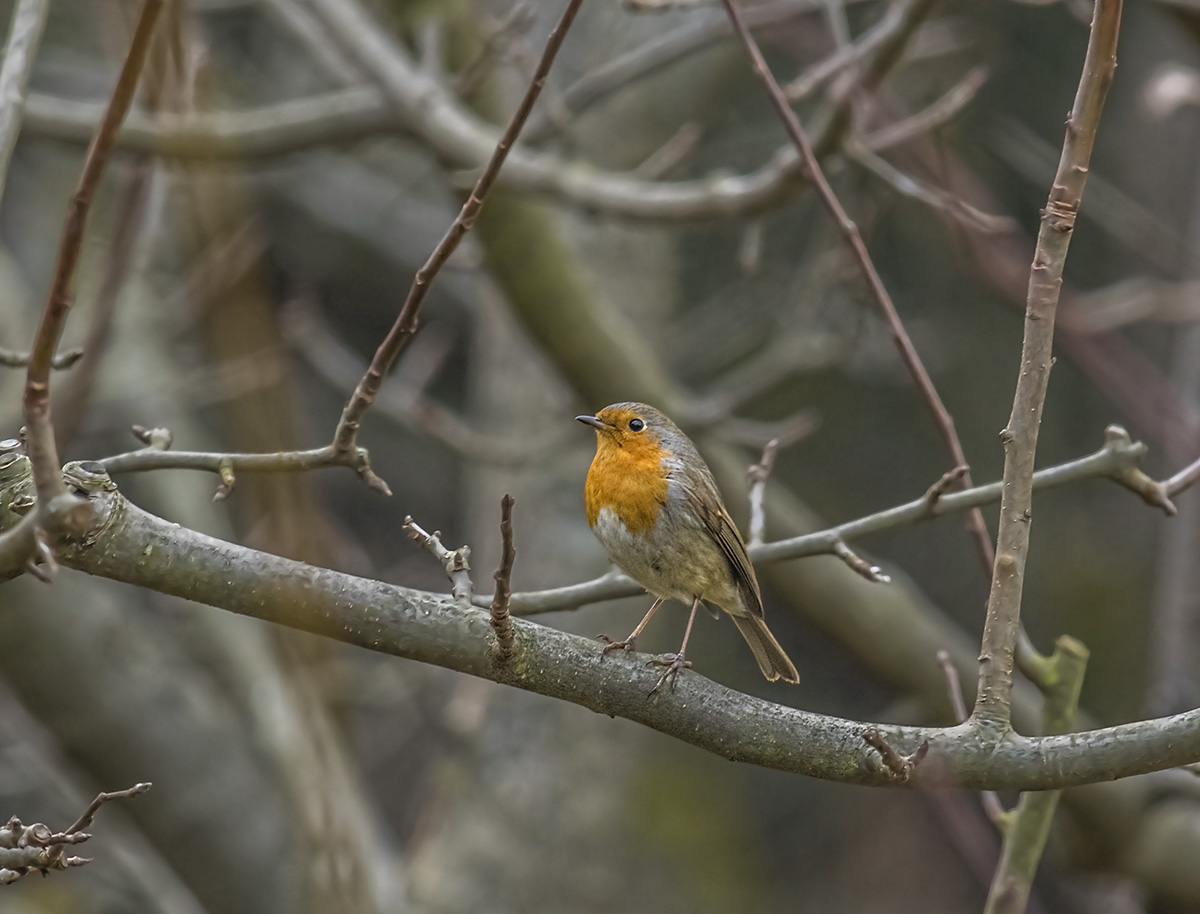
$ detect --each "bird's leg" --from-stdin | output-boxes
[649,596,700,695]
[600,597,665,655]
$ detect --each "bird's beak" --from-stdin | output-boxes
[575,414,607,431]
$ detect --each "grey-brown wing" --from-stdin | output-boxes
[682,474,765,618]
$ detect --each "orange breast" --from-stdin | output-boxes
[584,438,671,536]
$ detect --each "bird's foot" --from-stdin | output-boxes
[599,634,636,655]
[648,653,692,695]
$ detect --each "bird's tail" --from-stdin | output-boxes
[731,615,800,684]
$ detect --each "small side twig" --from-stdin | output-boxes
[0,346,83,369]
[62,782,152,839]
[0,781,150,883]
[937,650,1008,825]
[1163,452,1200,498]
[847,142,1014,234]
[130,424,173,451]
[402,516,473,609]
[923,465,970,513]
[490,494,516,657]
[832,539,890,584]
[329,0,585,471]
[862,727,929,782]
[747,438,779,547]
[863,65,990,152]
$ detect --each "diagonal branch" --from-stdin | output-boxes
[719,0,997,578]
[21,0,162,506]
[329,0,584,474]
[34,473,1200,793]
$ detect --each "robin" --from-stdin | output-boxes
[577,402,799,692]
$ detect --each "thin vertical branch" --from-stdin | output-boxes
[0,0,50,205]
[719,0,997,578]
[747,438,779,547]
[330,0,585,471]
[490,494,517,657]
[57,9,182,442]
[973,0,1123,728]
[21,0,163,505]
[937,650,1007,825]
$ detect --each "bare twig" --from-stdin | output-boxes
[784,0,930,100]
[329,0,585,473]
[972,0,1123,729]
[57,12,183,443]
[937,650,1008,825]
[402,516,474,609]
[847,142,1014,233]
[284,297,560,466]
[95,418,384,494]
[490,494,517,657]
[863,727,929,782]
[21,0,162,507]
[863,65,989,152]
[0,346,84,369]
[99,444,380,486]
[63,783,152,840]
[923,465,970,512]
[632,122,703,179]
[832,539,891,583]
[720,0,997,579]
[0,0,50,204]
[747,439,780,547]
[1165,454,1200,497]
[937,649,969,722]
[0,782,150,883]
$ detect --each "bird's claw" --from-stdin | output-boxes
[648,653,692,695]
[598,635,636,655]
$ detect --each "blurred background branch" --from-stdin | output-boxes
[1,0,1200,912]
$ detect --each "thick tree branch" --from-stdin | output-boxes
[973,0,1123,729]
[30,469,1200,792]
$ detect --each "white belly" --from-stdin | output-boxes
[591,506,740,609]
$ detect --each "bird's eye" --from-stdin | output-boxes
[629,418,645,431]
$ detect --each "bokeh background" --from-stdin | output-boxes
[1,0,1199,911]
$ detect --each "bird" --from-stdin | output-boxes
[577,401,799,692]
